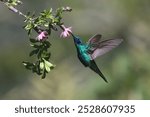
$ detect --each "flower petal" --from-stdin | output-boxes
[37,31,48,41]
[60,26,72,38]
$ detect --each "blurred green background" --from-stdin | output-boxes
[0,0,150,99]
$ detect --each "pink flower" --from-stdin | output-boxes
[37,31,48,41]
[60,26,72,38]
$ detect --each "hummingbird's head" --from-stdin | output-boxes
[74,36,82,44]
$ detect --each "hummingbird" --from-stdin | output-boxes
[70,33,123,83]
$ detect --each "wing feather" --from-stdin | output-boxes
[90,39,123,60]
[87,34,102,45]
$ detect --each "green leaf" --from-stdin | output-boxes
[55,8,63,17]
[44,60,54,68]
[40,9,53,19]
[43,52,51,59]
[27,29,32,35]
[37,49,43,59]
[35,61,42,75]
[24,23,33,30]
[42,70,46,79]
[22,61,35,70]
[29,49,39,56]
[30,44,41,49]
[45,64,51,72]
[43,41,51,48]
[30,38,38,43]
[49,24,57,31]
[40,62,44,70]
[48,28,51,35]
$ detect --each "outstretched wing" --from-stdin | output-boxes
[88,39,123,60]
[87,34,102,45]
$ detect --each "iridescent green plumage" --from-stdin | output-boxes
[71,33,123,83]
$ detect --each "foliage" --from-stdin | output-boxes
[0,0,72,78]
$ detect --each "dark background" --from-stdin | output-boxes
[0,0,150,99]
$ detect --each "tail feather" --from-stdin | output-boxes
[89,60,108,83]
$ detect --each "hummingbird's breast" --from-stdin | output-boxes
[77,44,91,66]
